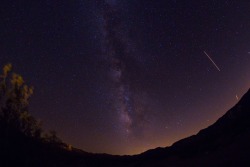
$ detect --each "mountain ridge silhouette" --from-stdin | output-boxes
[1,88,250,167]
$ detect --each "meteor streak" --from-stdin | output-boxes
[204,51,221,71]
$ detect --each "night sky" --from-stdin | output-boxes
[1,0,250,155]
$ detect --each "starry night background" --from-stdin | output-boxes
[0,0,250,155]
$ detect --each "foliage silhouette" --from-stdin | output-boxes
[0,64,42,137]
[0,64,60,142]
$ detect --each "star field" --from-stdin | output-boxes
[0,0,250,155]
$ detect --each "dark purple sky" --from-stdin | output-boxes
[1,0,250,155]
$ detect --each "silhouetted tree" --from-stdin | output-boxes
[0,64,42,138]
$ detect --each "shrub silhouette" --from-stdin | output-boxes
[44,130,62,143]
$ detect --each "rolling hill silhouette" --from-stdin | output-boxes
[1,89,250,167]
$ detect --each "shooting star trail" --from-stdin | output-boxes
[204,51,221,72]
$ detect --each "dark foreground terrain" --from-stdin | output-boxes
[1,89,250,167]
